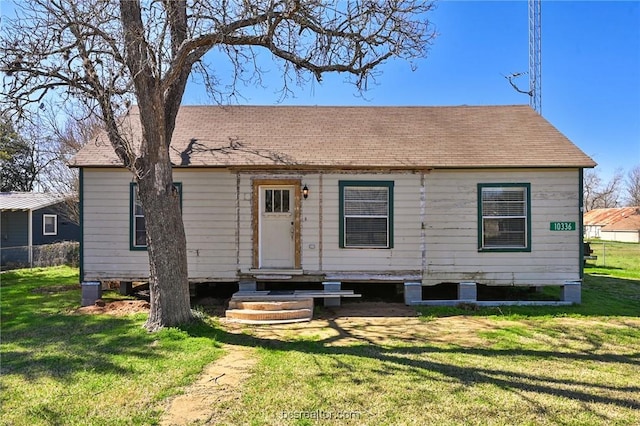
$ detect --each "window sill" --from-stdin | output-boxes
[478,247,531,253]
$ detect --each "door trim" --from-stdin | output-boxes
[252,179,301,269]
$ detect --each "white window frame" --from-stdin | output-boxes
[43,214,58,236]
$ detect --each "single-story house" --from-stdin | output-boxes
[600,212,640,243]
[583,207,639,239]
[0,192,80,268]
[70,105,596,305]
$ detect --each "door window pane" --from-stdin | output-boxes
[265,189,273,212]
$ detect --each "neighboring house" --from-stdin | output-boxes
[583,207,639,239]
[0,192,80,268]
[70,105,596,305]
[600,212,640,243]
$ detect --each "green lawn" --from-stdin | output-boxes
[585,240,640,279]
[0,266,223,426]
[206,264,640,425]
[2,257,639,425]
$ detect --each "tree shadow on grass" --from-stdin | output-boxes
[1,312,160,382]
[181,318,640,418]
[1,270,182,384]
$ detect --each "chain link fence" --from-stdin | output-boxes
[1,241,79,271]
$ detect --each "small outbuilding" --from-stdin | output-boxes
[70,105,596,305]
[600,212,640,243]
[0,192,80,268]
[583,207,639,239]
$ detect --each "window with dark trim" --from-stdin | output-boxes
[339,181,394,248]
[130,182,182,250]
[478,183,531,252]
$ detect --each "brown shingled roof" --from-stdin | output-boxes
[70,105,596,169]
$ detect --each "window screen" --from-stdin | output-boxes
[479,184,530,250]
[340,181,393,248]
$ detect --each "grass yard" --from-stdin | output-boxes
[207,271,640,425]
[0,266,224,426]
[585,240,640,279]
[1,246,640,425]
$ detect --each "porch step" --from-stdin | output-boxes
[225,297,314,324]
[225,308,313,323]
[228,299,313,311]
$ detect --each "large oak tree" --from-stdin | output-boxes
[1,0,436,331]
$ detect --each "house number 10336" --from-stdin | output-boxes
[550,222,576,231]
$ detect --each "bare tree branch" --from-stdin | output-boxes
[1,0,437,331]
[625,165,640,207]
[584,168,623,211]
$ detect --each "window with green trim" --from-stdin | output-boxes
[478,183,531,251]
[339,181,394,248]
[130,182,182,250]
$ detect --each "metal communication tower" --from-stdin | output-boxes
[528,0,542,114]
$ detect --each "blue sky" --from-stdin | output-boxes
[2,1,638,179]
[184,1,640,181]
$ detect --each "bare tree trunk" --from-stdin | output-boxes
[135,123,192,331]
[138,164,192,331]
[118,1,194,331]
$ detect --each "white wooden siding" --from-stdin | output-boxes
[319,173,423,273]
[82,168,237,281]
[423,169,582,286]
[84,167,583,287]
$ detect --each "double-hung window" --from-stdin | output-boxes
[130,182,182,250]
[478,183,531,251]
[339,181,394,248]
[43,214,58,236]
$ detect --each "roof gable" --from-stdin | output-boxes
[70,105,596,169]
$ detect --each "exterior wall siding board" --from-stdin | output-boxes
[82,168,238,281]
[82,167,582,286]
[320,173,422,272]
[300,175,321,271]
[424,169,581,286]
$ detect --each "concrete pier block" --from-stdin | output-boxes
[119,281,132,296]
[238,280,257,292]
[81,281,102,306]
[323,281,341,307]
[562,281,582,304]
[404,282,422,305]
[458,282,477,301]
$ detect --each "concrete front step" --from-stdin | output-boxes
[228,299,313,311]
[226,308,313,323]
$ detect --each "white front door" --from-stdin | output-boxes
[259,186,295,268]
